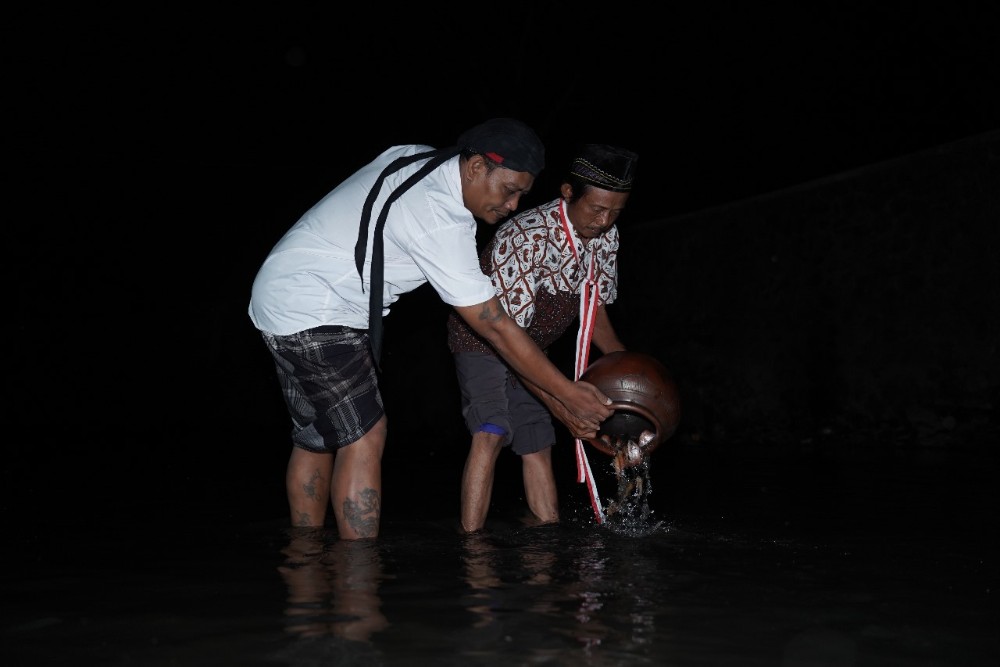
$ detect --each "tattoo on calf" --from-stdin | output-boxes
[304,469,322,500]
[343,488,381,538]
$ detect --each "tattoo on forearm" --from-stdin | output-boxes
[476,303,503,324]
[343,488,380,538]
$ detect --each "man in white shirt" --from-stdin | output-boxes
[249,118,613,539]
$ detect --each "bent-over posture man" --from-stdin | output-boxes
[249,119,613,539]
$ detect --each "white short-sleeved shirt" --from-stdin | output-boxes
[249,145,496,335]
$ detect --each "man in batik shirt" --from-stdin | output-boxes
[447,143,639,532]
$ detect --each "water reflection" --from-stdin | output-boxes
[454,520,672,663]
[278,528,389,642]
[6,445,994,666]
[461,530,561,622]
[568,532,614,652]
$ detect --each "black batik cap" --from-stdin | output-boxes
[457,118,545,176]
[569,144,638,193]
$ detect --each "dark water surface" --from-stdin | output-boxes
[3,441,996,666]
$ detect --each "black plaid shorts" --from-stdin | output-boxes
[261,326,384,452]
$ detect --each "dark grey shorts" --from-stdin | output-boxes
[453,352,555,456]
[261,326,384,453]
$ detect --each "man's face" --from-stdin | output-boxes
[563,185,630,239]
[462,156,535,224]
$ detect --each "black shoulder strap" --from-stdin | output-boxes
[354,147,461,368]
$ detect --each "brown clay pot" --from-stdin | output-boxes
[579,351,681,457]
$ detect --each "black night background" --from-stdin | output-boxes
[3,2,998,665]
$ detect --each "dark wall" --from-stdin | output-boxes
[614,130,1000,448]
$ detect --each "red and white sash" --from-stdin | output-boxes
[559,199,606,524]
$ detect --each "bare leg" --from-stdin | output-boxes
[330,415,387,540]
[461,431,503,533]
[521,447,558,526]
[287,447,335,528]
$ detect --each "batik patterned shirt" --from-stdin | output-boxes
[447,197,619,355]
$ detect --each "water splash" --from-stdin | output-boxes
[602,438,664,537]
